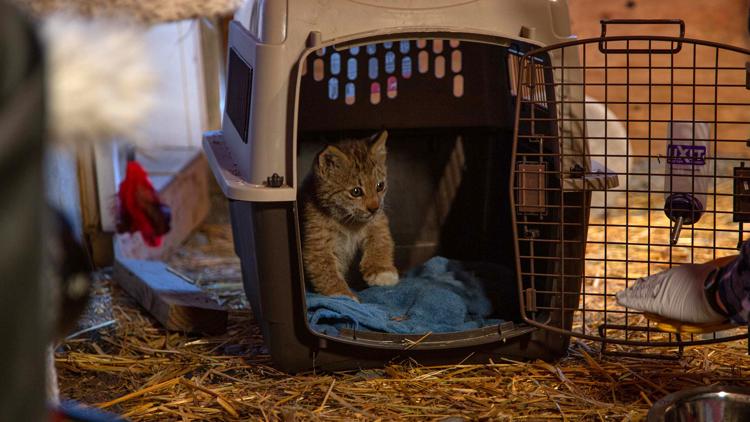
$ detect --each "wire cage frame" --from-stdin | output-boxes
[511,19,750,358]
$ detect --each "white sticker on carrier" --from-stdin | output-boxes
[365,271,400,287]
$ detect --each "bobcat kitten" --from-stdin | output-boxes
[301,130,399,300]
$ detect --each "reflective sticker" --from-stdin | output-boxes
[316,47,326,56]
[387,76,397,99]
[385,52,396,74]
[453,74,464,97]
[433,39,444,54]
[328,77,339,100]
[345,82,356,105]
[368,57,378,79]
[401,56,412,79]
[330,52,341,75]
[350,46,360,55]
[418,51,429,74]
[383,41,393,49]
[347,57,357,80]
[451,50,462,73]
[366,44,377,55]
[313,58,324,81]
[370,82,381,105]
[416,39,427,49]
[399,40,410,54]
[434,55,446,78]
[449,39,460,48]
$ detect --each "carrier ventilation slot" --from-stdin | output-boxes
[305,40,465,106]
[226,48,253,143]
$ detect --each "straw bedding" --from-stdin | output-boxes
[56,221,750,421]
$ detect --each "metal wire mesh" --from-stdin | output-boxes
[511,20,750,356]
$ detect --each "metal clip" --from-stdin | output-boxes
[524,288,537,312]
[523,228,540,239]
[569,163,585,178]
[497,321,516,337]
[266,173,284,187]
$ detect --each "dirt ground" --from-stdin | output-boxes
[57,1,750,421]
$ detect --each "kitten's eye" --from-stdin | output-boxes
[376,181,385,192]
[350,187,364,197]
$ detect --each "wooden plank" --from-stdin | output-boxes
[156,151,210,256]
[113,258,227,335]
[89,231,114,269]
[77,145,117,267]
[77,145,100,234]
[199,17,223,132]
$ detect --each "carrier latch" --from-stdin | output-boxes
[497,321,516,337]
[516,162,547,215]
[734,163,750,248]
[266,173,285,187]
[734,163,750,223]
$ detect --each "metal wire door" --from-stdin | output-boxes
[511,19,750,357]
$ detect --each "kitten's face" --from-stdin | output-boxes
[313,131,389,225]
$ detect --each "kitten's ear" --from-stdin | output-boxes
[369,130,388,158]
[317,145,349,174]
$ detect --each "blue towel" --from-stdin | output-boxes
[306,256,502,335]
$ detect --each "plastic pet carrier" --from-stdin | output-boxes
[204,1,748,371]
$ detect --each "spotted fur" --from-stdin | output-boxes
[300,131,398,300]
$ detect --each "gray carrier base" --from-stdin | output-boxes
[227,197,582,372]
[205,0,593,372]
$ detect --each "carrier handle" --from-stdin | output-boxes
[599,19,685,54]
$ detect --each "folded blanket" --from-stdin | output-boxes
[306,256,502,335]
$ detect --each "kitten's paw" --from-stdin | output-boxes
[329,290,360,302]
[339,293,360,303]
[365,271,400,287]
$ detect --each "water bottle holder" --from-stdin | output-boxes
[664,193,704,225]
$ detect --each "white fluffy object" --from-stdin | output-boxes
[43,13,157,147]
[17,0,242,24]
[585,96,632,217]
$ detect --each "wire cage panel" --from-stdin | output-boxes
[512,20,750,354]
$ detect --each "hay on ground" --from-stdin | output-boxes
[56,222,750,421]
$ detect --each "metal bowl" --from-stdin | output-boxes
[648,386,750,422]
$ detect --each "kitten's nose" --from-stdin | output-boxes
[366,198,380,214]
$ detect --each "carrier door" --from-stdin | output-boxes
[511,19,750,358]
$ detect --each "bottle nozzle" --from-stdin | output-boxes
[670,216,684,245]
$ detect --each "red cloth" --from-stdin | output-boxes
[116,161,171,247]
